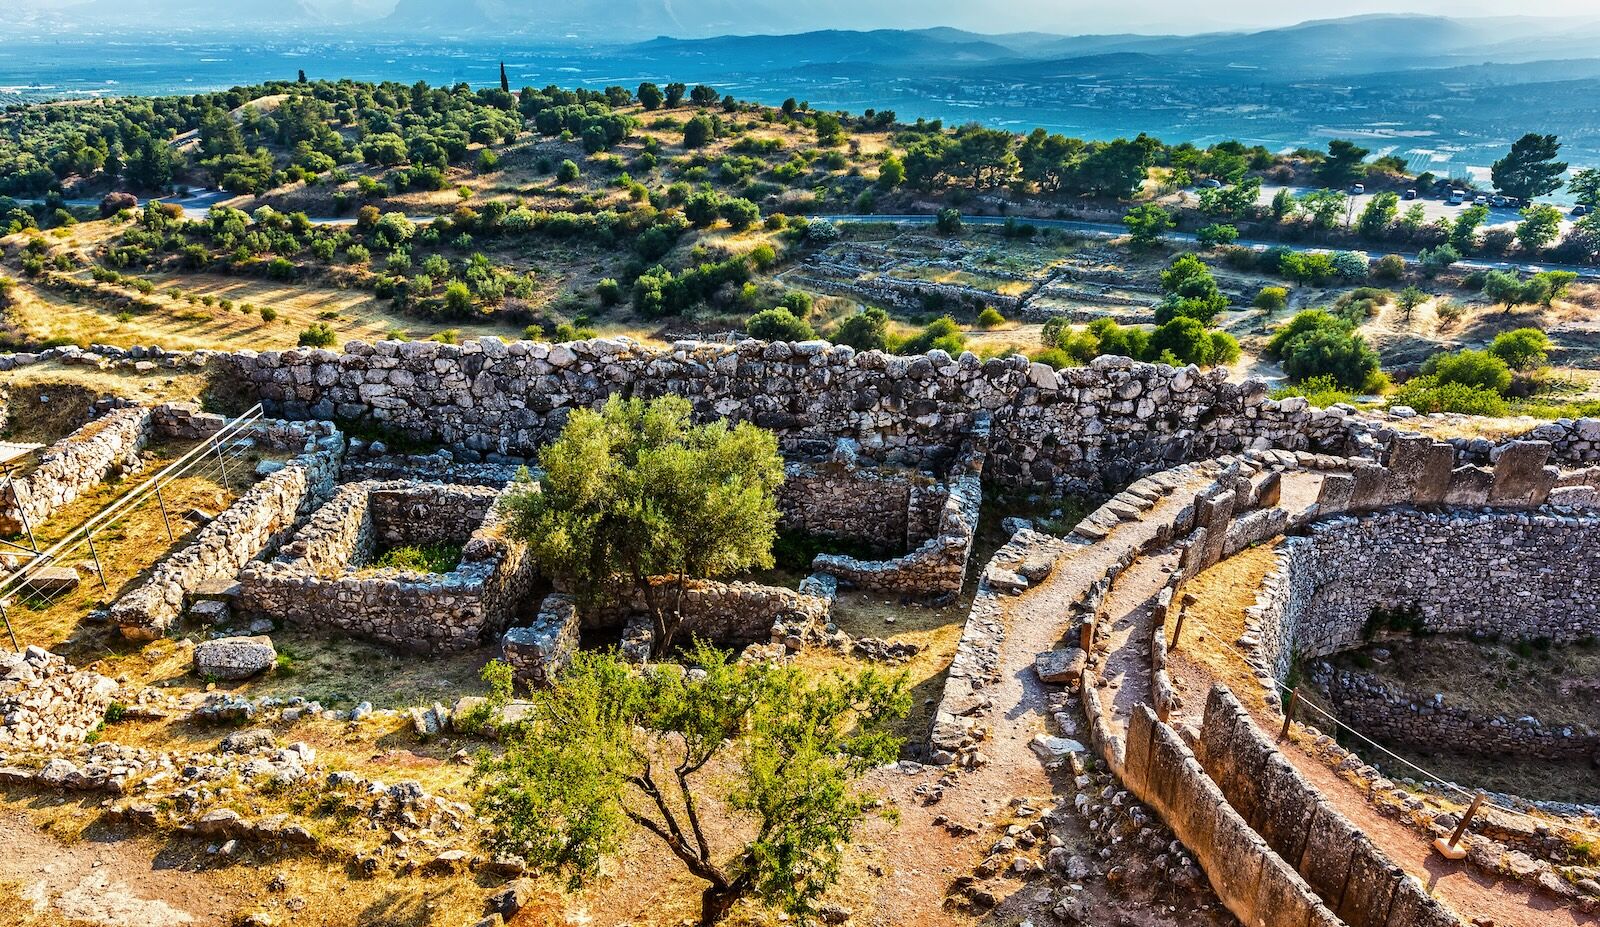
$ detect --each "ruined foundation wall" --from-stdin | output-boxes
[1195,687,1462,927]
[0,405,152,534]
[218,338,1351,491]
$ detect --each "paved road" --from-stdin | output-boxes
[813,213,1600,280]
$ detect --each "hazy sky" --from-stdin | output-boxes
[16,0,1600,36]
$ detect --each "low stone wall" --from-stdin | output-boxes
[0,404,152,534]
[235,480,534,653]
[502,593,579,689]
[1196,686,1462,927]
[1123,702,1346,927]
[1310,663,1600,762]
[0,646,119,755]
[811,420,989,596]
[590,578,832,654]
[111,423,345,640]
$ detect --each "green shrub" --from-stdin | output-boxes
[1421,349,1511,394]
[259,306,278,322]
[745,307,815,342]
[1391,376,1508,416]
[297,322,338,348]
[1487,328,1552,371]
[830,307,890,351]
[975,307,1006,329]
[1265,310,1381,391]
[1271,374,1353,408]
[369,542,464,574]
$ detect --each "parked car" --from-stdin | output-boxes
[1449,190,1466,205]
[1490,195,1507,207]
[1349,183,1365,195]
[1474,195,1491,206]
[1403,189,1418,200]
[1199,178,1223,189]
[1576,205,1591,217]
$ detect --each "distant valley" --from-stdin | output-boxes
[7,15,1600,174]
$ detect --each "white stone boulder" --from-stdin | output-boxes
[194,635,277,680]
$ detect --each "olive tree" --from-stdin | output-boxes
[474,645,909,925]
[498,395,783,658]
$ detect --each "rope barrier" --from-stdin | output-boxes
[1269,677,1600,845]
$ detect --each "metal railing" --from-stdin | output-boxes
[0,403,265,651]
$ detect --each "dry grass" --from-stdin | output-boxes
[2,439,265,658]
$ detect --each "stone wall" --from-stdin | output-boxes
[0,646,119,755]
[810,420,990,595]
[1248,509,1600,685]
[1310,664,1600,762]
[1123,703,1347,927]
[234,480,535,653]
[502,593,579,689]
[110,423,345,640]
[777,456,929,553]
[1196,686,1462,927]
[214,338,1354,491]
[0,404,151,534]
[586,578,832,654]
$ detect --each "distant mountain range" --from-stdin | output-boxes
[11,10,1600,171]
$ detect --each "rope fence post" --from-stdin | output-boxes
[1434,792,1484,860]
[1278,687,1298,741]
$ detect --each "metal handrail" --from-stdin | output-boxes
[0,403,265,605]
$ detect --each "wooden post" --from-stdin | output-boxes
[1278,688,1298,741]
[1448,793,1484,849]
[1435,792,1484,860]
[1170,607,1188,650]
[85,533,109,593]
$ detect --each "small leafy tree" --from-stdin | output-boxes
[475,645,910,925]
[1122,203,1172,248]
[745,307,815,341]
[1253,285,1289,315]
[498,396,783,658]
[1488,327,1552,371]
[1397,285,1427,324]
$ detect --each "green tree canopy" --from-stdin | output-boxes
[498,396,784,658]
[1122,203,1172,248]
[1488,327,1552,371]
[1265,309,1381,390]
[475,645,910,925]
[1318,139,1369,187]
[1491,133,1567,201]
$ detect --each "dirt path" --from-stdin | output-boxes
[1097,549,1180,728]
[0,812,248,927]
[847,467,1222,924]
[1163,540,1600,927]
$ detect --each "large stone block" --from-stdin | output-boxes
[1488,440,1552,506]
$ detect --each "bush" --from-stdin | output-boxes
[1331,251,1370,280]
[935,207,962,234]
[1391,376,1508,415]
[1421,348,1511,394]
[1253,286,1289,314]
[1265,310,1381,391]
[1196,223,1238,248]
[1372,254,1406,281]
[556,159,580,183]
[830,307,890,351]
[1271,374,1354,408]
[975,307,1006,329]
[745,307,816,342]
[1487,327,1552,371]
[259,306,278,322]
[899,315,965,354]
[297,322,338,348]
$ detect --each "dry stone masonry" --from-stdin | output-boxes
[0,403,151,534]
[235,480,535,652]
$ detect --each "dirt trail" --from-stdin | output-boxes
[0,811,247,927]
[1157,518,1599,927]
[854,468,1220,924]
[1097,549,1180,727]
